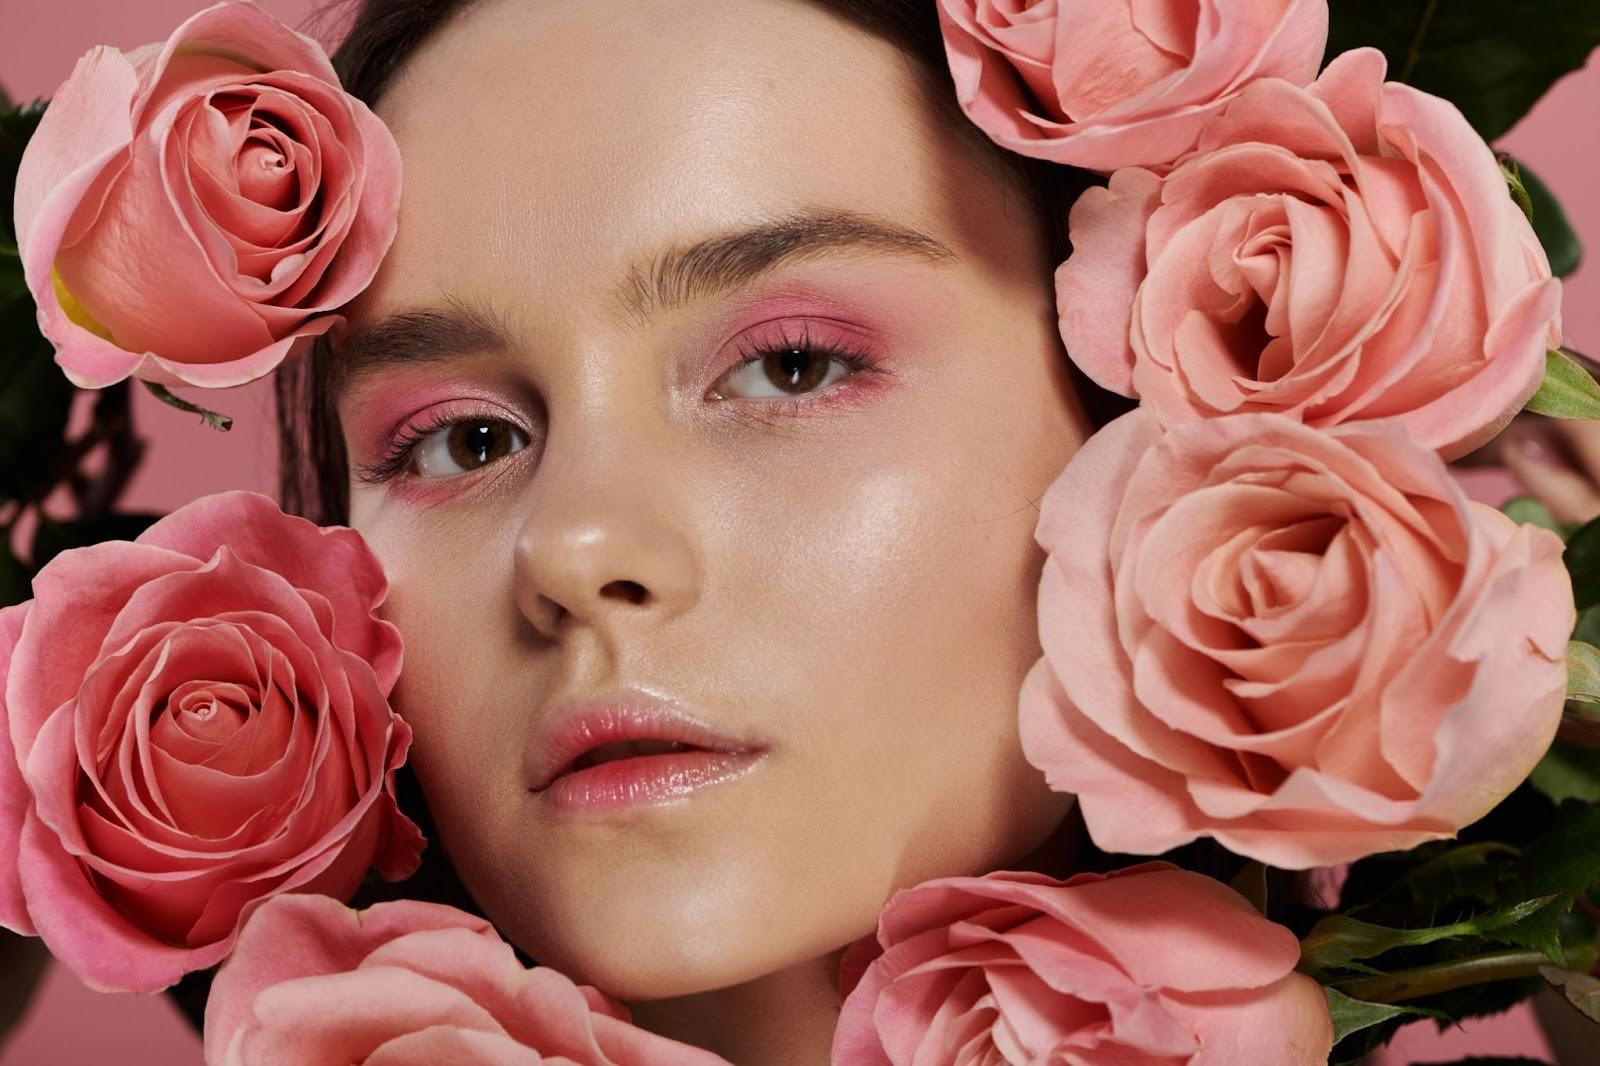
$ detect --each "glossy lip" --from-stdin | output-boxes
[539,749,767,816]
[527,688,769,811]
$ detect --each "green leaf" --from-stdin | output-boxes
[1324,987,1429,1043]
[1495,803,1600,962]
[1299,896,1556,978]
[1501,495,1576,538]
[1530,741,1600,805]
[1525,349,1600,420]
[1565,515,1600,611]
[1387,842,1523,911]
[1541,964,1600,1022]
[1326,1,1600,141]
[1566,641,1600,703]
[1574,604,1600,645]
[1512,157,1584,278]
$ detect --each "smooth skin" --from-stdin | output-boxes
[332,1,1087,1061]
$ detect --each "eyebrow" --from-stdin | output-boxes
[325,209,957,397]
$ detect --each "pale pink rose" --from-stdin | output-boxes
[833,862,1332,1065]
[204,894,731,1065]
[936,0,1328,171]
[12,0,400,390]
[1022,409,1573,869]
[0,490,423,992]
[1057,48,1563,460]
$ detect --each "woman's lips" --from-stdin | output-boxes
[527,687,768,814]
[539,748,765,815]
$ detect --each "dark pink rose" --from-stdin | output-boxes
[1023,409,1572,868]
[937,0,1328,170]
[834,862,1332,1064]
[1056,48,1562,459]
[204,894,732,1065]
[13,0,400,389]
[0,490,423,992]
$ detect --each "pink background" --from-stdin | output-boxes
[1,3,1596,1063]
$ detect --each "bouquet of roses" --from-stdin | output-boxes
[3,1,1600,1063]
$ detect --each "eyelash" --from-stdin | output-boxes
[353,326,887,485]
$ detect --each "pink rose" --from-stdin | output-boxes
[833,862,1332,1064]
[0,490,423,992]
[1056,48,1563,459]
[1022,409,1573,869]
[936,0,1328,171]
[12,0,400,390]
[204,894,731,1065]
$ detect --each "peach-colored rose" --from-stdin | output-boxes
[833,862,1332,1065]
[1056,48,1563,460]
[0,490,423,992]
[204,894,731,1065]
[936,0,1328,171]
[1022,409,1572,869]
[12,0,399,390]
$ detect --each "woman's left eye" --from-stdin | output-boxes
[709,345,873,401]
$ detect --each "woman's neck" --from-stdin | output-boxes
[624,945,848,1066]
[623,809,1085,1064]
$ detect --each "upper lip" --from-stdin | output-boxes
[528,687,765,791]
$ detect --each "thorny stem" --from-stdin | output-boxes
[1335,949,1550,1004]
[141,380,233,432]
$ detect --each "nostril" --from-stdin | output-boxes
[601,579,649,605]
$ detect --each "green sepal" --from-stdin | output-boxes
[1524,349,1600,420]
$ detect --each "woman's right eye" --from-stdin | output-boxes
[406,416,531,476]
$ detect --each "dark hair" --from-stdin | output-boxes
[276,0,1133,525]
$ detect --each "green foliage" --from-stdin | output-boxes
[1300,897,1555,979]
[1324,987,1429,1044]
[1567,641,1600,704]
[1563,514,1600,610]
[1325,0,1600,141]
[1530,741,1600,805]
[1525,349,1600,420]
[1501,495,1577,539]
[1316,791,1600,1060]
[1514,158,1584,278]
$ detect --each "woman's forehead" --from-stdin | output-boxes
[357,0,1010,317]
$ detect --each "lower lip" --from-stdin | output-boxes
[538,750,764,815]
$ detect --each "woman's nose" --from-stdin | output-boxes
[511,433,701,642]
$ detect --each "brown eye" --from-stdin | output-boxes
[414,419,530,478]
[764,349,830,393]
[713,347,855,400]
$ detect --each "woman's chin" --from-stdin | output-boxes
[530,929,801,1002]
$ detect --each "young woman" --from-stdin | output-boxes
[275,0,1131,1061]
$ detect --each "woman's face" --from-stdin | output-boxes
[335,0,1085,1000]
